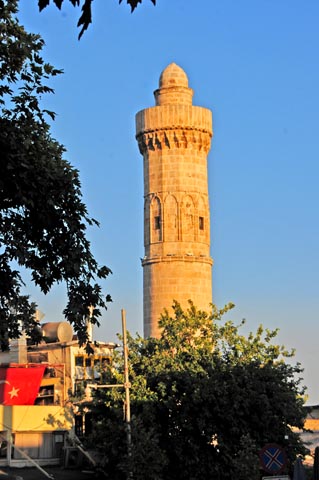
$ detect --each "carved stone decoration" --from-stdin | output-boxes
[136,128,212,154]
[164,194,179,242]
[144,197,151,246]
[197,195,209,243]
[181,195,195,242]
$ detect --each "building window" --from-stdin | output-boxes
[75,356,84,367]
[35,385,55,405]
[154,216,161,230]
[75,355,111,381]
[74,381,85,398]
[75,415,84,438]
[27,352,48,363]
[199,216,204,230]
[12,432,63,460]
[0,433,7,459]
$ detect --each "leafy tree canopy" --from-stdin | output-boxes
[87,301,307,480]
[0,0,111,350]
[38,0,157,39]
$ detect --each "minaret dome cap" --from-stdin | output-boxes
[159,63,189,88]
[154,62,193,106]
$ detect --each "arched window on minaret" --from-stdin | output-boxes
[144,197,151,246]
[151,196,162,242]
[164,194,178,242]
[197,195,208,242]
[181,195,195,242]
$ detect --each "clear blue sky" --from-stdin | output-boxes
[18,0,319,403]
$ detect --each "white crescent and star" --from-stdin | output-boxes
[0,380,20,400]
[7,386,19,399]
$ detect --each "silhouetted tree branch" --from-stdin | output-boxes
[38,0,157,39]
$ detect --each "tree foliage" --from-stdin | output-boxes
[87,301,307,479]
[38,0,157,39]
[0,0,111,349]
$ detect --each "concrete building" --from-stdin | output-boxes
[0,322,116,467]
[136,63,213,337]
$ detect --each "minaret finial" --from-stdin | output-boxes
[154,62,193,106]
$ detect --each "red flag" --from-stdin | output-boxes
[0,366,46,405]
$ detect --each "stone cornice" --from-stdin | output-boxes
[136,128,212,154]
[141,254,213,266]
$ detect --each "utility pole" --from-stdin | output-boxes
[122,309,132,477]
[86,309,132,478]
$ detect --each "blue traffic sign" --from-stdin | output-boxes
[259,444,287,474]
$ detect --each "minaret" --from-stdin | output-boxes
[135,63,213,338]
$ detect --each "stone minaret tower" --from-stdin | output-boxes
[135,63,213,338]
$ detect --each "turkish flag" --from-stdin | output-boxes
[0,366,46,405]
